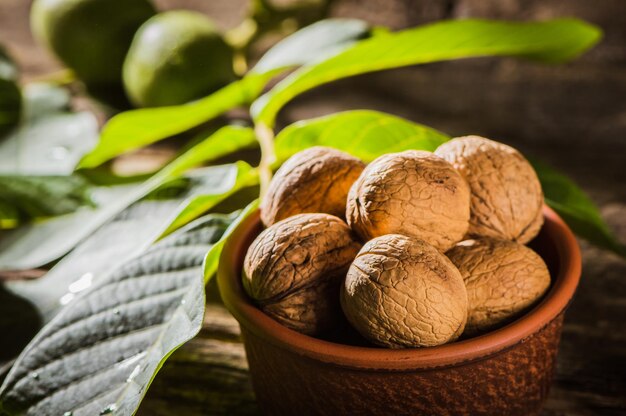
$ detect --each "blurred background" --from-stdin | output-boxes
[1,0,624,414]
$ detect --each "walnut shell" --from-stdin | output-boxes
[346,150,470,251]
[446,238,551,336]
[243,213,361,335]
[260,146,365,226]
[435,136,544,244]
[341,234,468,348]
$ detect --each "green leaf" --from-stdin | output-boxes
[0,213,233,416]
[160,164,258,237]
[532,160,625,256]
[273,110,449,166]
[252,18,601,126]
[156,126,256,180]
[77,18,370,169]
[0,47,19,81]
[4,163,257,322]
[0,198,176,363]
[0,84,99,175]
[0,175,93,222]
[0,184,141,271]
[0,46,22,138]
[77,74,274,170]
[0,200,19,229]
[20,83,70,119]
[203,199,260,282]
[0,126,256,271]
[250,18,369,74]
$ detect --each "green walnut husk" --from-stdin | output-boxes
[122,10,236,107]
[30,0,156,107]
[0,46,22,138]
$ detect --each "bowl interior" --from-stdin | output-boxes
[217,206,581,370]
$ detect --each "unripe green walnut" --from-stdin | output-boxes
[346,150,470,252]
[123,10,235,107]
[30,0,155,88]
[341,234,468,348]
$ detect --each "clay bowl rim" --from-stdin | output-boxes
[217,205,581,371]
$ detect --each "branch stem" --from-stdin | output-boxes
[255,122,276,197]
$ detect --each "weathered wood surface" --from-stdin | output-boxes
[1,0,625,415]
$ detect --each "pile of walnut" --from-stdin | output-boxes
[243,136,551,348]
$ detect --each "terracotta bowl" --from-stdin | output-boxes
[217,206,581,416]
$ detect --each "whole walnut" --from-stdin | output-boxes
[346,150,470,251]
[243,213,361,335]
[446,238,551,336]
[341,234,468,348]
[435,136,544,244]
[261,147,365,226]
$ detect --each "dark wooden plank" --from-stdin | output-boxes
[138,302,258,416]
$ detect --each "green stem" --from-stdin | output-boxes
[27,69,75,86]
[225,0,334,74]
[255,122,276,197]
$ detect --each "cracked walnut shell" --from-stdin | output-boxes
[261,146,365,226]
[435,136,544,244]
[446,238,551,336]
[341,234,468,348]
[346,150,470,251]
[243,213,361,335]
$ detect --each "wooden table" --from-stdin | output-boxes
[1,1,625,414]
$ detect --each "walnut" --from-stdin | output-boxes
[435,136,544,244]
[260,147,365,226]
[346,150,470,251]
[446,238,551,336]
[341,234,468,348]
[243,213,361,335]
